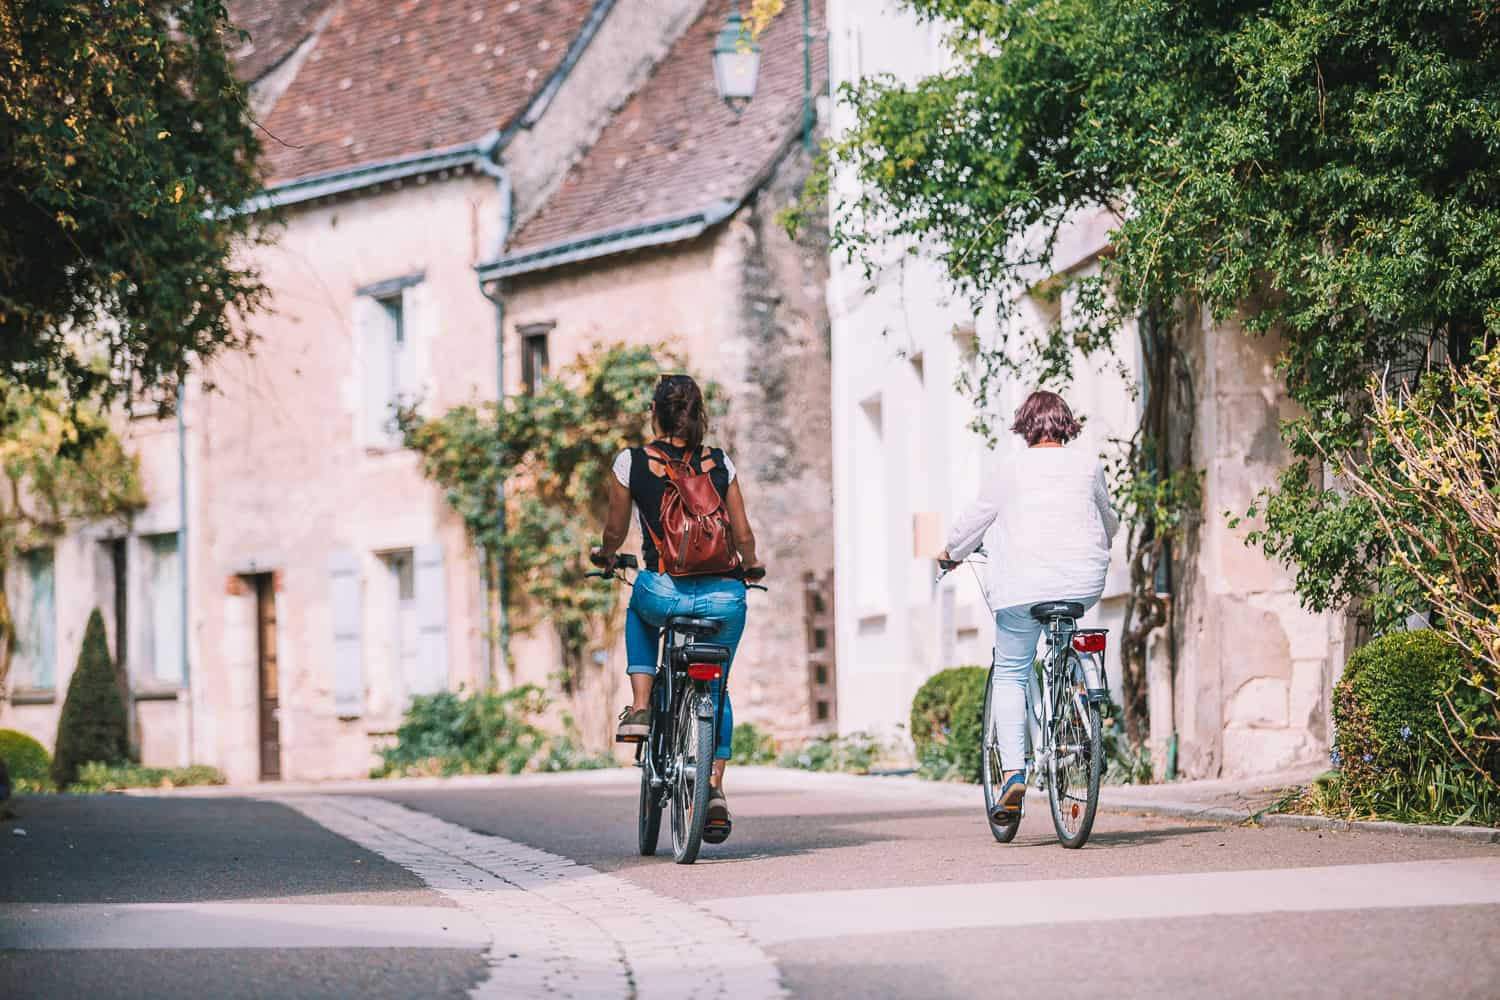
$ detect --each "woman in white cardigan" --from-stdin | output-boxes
[941,390,1120,823]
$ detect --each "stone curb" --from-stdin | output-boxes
[1252,811,1500,844]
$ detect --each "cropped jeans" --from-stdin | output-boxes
[991,598,1098,772]
[625,571,747,760]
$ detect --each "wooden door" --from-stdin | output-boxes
[254,574,281,780]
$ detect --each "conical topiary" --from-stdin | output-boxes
[52,609,129,788]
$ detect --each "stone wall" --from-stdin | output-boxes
[1173,309,1345,778]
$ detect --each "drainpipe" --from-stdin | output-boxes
[177,380,193,767]
[475,137,514,679]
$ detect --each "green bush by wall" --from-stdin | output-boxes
[1331,629,1499,825]
[0,728,51,792]
[909,666,988,782]
[51,609,129,788]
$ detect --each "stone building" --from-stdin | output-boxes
[2,0,833,780]
[827,0,1348,779]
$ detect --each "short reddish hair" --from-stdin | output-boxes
[1011,390,1082,446]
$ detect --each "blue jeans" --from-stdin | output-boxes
[625,572,747,760]
[991,599,1098,771]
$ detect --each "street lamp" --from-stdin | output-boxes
[710,2,818,151]
[712,6,760,116]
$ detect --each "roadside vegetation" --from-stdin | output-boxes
[371,686,616,779]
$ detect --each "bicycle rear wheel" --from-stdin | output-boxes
[670,689,714,864]
[637,748,663,856]
[980,665,1022,843]
[1047,652,1103,849]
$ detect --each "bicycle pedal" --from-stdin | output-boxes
[616,734,645,744]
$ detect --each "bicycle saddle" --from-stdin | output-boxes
[1029,600,1086,622]
[667,615,722,639]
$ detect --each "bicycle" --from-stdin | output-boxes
[937,551,1110,849]
[589,553,766,864]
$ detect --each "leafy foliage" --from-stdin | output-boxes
[778,731,888,774]
[909,666,987,782]
[1328,630,1498,824]
[0,728,50,791]
[69,762,225,793]
[51,609,129,788]
[1329,353,1500,750]
[371,686,615,778]
[0,386,143,689]
[0,0,268,408]
[830,0,1500,634]
[730,722,779,765]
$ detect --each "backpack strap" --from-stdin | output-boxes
[644,442,695,481]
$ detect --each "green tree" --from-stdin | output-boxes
[0,0,268,410]
[0,386,143,691]
[826,0,1500,734]
[399,343,719,743]
[52,609,130,787]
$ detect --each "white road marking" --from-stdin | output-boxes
[277,795,785,1000]
[704,856,1500,944]
[0,902,488,951]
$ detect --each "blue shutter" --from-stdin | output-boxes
[411,543,448,696]
[328,550,364,717]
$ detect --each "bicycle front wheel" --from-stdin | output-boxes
[980,665,1021,843]
[670,690,714,864]
[1047,652,1103,849]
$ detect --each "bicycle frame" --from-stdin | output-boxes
[639,625,721,806]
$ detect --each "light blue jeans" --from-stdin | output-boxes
[991,599,1098,771]
[625,571,747,760]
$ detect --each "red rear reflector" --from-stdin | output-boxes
[1072,633,1107,653]
[687,664,722,681]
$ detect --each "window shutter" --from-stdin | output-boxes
[399,280,430,405]
[355,295,393,446]
[411,542,448,696]
[328,549,364,717]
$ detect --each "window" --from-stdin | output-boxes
[814,663,829,685]
[520,323,551,395]
[141,533,183,686]
[357,274,423,447]
[12,549,56,690]
[813,628,828,651]
[816,700,830,721]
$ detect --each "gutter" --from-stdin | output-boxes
[475,199,741,282]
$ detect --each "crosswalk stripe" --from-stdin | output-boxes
[0,902,488,951]
[703,856,1500,944]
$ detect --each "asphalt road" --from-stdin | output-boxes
[3,768,1498,998]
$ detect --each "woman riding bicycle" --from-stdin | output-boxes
[593,373,764,836]
[941,390,1119,824]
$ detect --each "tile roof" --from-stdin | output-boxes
[507,0,826,256]
[226,0,334,84]
[232,0,600,185]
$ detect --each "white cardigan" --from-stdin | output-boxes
[945,446,1120,612]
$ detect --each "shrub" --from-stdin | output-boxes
[909,667,987,782]
[52,610,129,788]
[1331,629,1499,825]
[778,731,886,774]
[731,722,778,765]
[372,686,616,778]
[0,729,51,791]
[69,762,226,793]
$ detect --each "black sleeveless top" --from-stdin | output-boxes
[628,440,733,574]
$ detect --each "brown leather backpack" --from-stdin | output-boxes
[643,444,740,577]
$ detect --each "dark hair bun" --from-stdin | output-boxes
[653,374,709,453]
